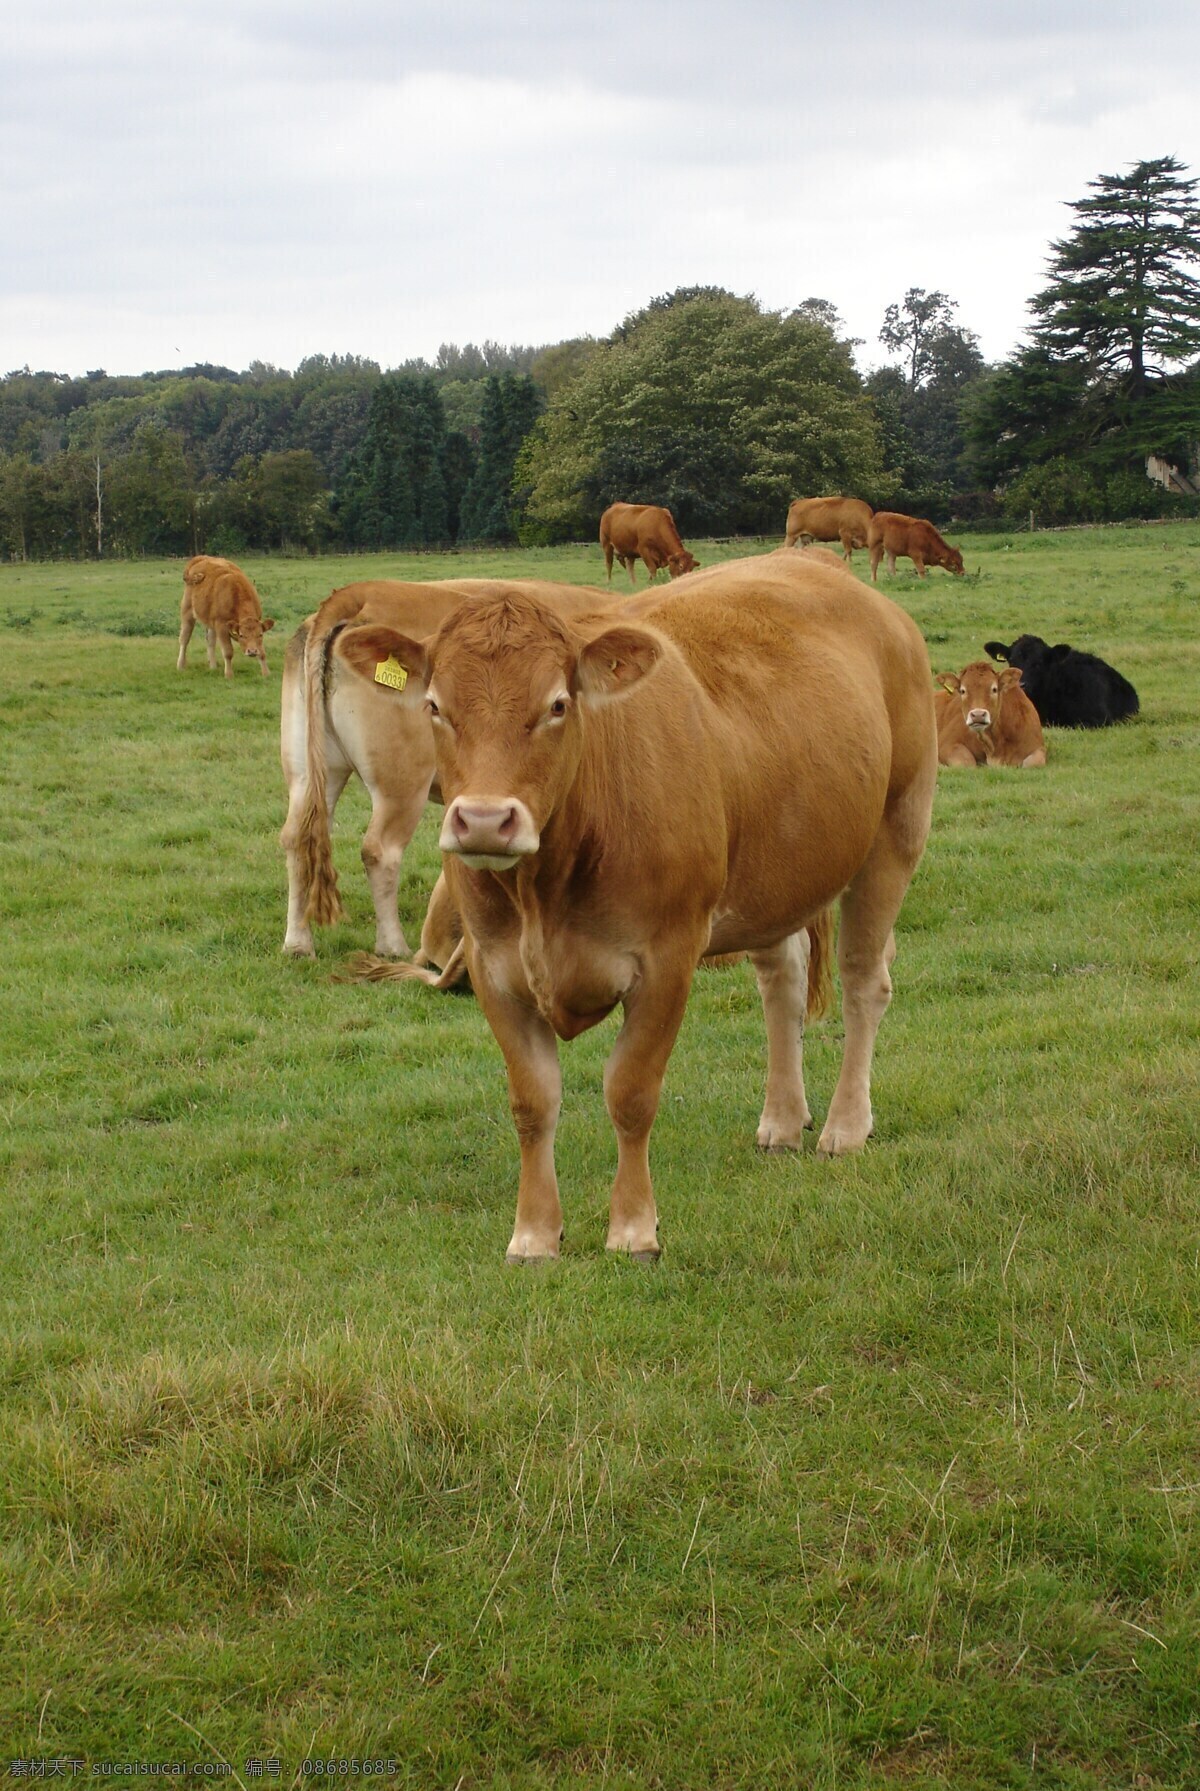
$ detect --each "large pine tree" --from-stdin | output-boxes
[1029,156,1200,397]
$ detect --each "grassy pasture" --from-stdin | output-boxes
[1,527,1198,1786]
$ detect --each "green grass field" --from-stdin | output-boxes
[1,527,1198,1787]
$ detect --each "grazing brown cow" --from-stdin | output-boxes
[280,579,618,958]
[599,503,698,585]
[867,513,964,582]
[339,550,936,1263]
[178,555,275,676]
[937,662,1046,768]
[785,496,873,562]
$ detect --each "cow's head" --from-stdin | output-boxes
[941,661,1023,732]
[937,544,965,577]
[339,592,662,871]
[231,609,275,671]
[668,551,699,578]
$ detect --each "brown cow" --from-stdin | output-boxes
[600,503,698,585]
[867,513,964,582]
[280,579,619,958]
[339,550,936,1262]
[937,662,1047,768]
[178,555,275,676]
[933,680,985,768]
[785,496,873,562]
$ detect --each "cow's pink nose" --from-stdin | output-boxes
[451,802,518,848]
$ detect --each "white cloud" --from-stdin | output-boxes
[2,0,1199,374]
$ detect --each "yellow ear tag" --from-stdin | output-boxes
[374,654,408,691]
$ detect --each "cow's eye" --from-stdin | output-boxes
[549,698,568,718]
[426,698,440,718]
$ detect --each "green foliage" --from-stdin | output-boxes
[105,424,195,557]
[334,376,454,549]
[1001,455,1200,525]
[520,291,884,540]
[458,375,543,543]
[871,290,986,500]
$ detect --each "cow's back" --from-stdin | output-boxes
[629,553,934,936]
[789,497,871,540]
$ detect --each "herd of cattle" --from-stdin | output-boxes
[175,505,1139,1259]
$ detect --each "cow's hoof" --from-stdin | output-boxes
[505,1251,557,1266]
[629,1249,661,1266]
[282,942,316,959]
[816,1122,873,1157]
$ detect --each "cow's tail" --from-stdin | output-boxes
[335,944,470,991]
[805,906,835,1021]
[296,586,372,926]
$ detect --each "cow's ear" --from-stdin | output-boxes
[983,641,1010,662]
[338,625,429,698]
[262,616,275,632]
[575,625,662,700]
[937,673,959,693]
[999,666,1024,690]
[1049,644,1071,661]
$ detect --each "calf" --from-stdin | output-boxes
[600,503,699,584]
[178,555,275,677]
[868,513,964,582]
[937,662,1046,768]
[983,635,1139,728]
[340,550,936,1263]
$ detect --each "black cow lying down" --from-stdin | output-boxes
[984,635,1139,728]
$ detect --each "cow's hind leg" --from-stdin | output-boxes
[603,953,697,1259]
[177,596,195,671]
[818,778,932,1156]
[750,931,813,1150]
[359,779,428,958]
[204,626,218,670]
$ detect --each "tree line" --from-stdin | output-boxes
[1,155,1197,559]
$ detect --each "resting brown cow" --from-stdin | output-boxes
[785,496,873,562]
[867,513,964,582]
[280,578,619,958]
[599,503,698,585]
[937,662,1046,768]
[340,550,936,1262]
[178,555,275,676]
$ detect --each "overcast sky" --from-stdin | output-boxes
[4,0,1199,380]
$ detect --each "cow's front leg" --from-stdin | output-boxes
[750,932,812,1149]
[473,961,564,1260]
[214,626,235,677]
[603,957,695,1259]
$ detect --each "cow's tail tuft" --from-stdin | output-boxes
[334,943,469,991]
[805,906,836,1021]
